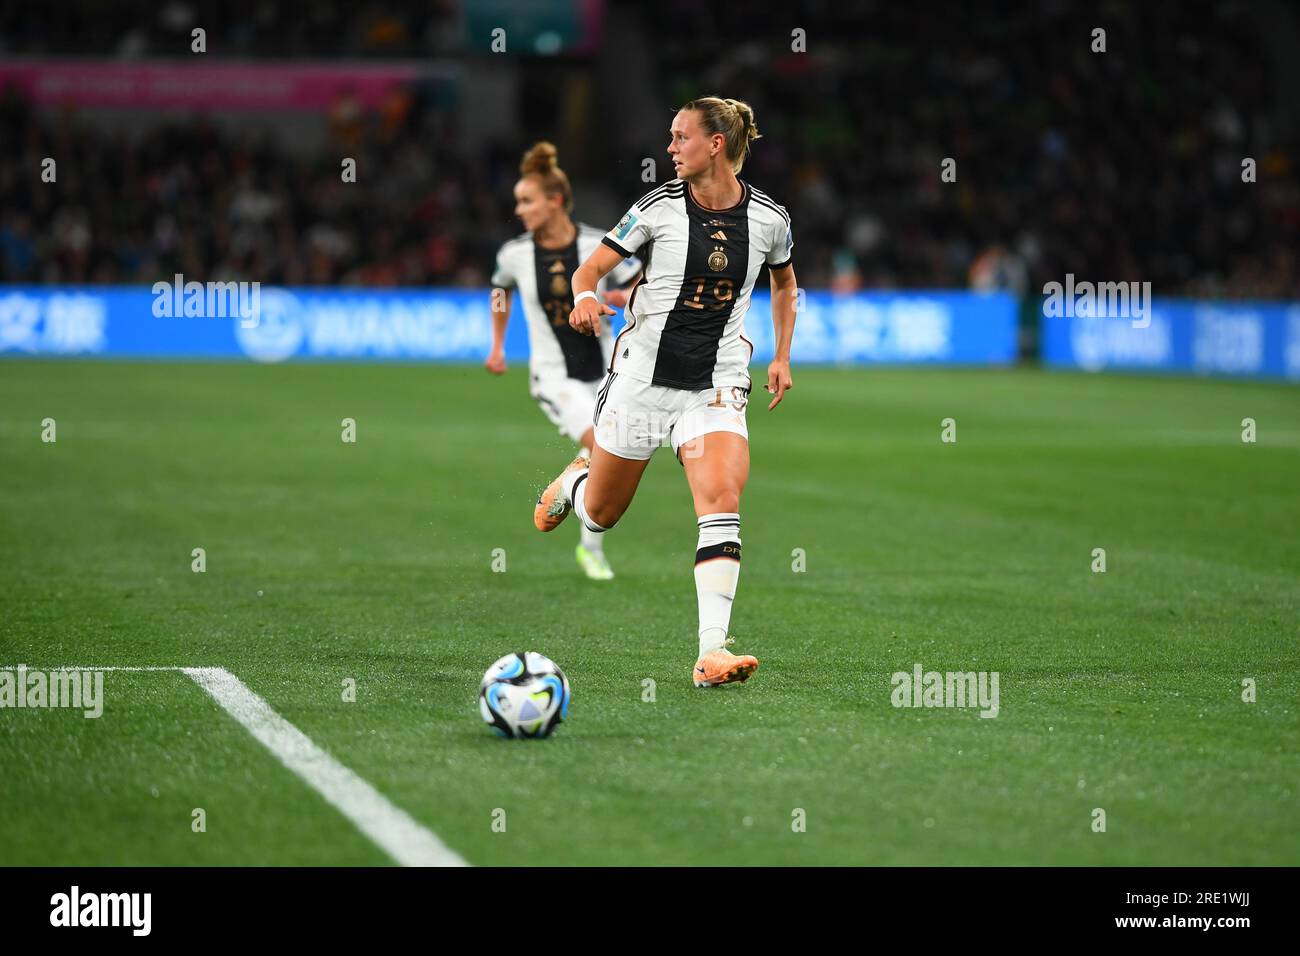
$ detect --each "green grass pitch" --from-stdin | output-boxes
[1,360,1296,865]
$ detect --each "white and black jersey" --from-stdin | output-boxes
[491,224,641,383]
[600,179,793,391]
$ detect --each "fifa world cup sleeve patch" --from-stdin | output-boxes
[615,212,638,240]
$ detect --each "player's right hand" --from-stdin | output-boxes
[485,350,507,374]
[570,298,615,337]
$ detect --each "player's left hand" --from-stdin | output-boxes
[765,359,793,410]
[602,288,629,309]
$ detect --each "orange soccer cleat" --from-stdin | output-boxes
[693,637,759,688]
[533,454,590,532]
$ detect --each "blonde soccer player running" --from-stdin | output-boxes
[488,141,640,580]
[532,97,797,686]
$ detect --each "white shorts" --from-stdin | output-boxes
[532,373,600,444]
[592,371,750,461]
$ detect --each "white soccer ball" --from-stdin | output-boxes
[479,651,570,739]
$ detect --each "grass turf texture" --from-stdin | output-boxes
[1,360,1296,866]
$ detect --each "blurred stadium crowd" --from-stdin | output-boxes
[2,0,1297,298]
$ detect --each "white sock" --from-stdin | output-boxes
[694,512,741,657]
[563,467,607,534]
[576,448,604,551]
[580,522,604,553]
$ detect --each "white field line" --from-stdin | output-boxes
[3,664,468,867]
[1,666,195,670]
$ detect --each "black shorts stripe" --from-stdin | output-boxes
[592,372,616,425]
[593,374,613,421]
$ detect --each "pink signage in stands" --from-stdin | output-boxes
[0,60,426,111]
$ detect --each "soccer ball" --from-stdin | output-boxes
[479,651,570,739]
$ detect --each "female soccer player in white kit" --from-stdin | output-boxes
[532,98,798,686]
[487,141,640,580]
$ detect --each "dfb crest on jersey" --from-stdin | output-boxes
[548,258,568,296]
[708,245,728,272]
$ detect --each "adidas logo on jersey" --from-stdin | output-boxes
[710,229,727,240]
[548,260,565,273]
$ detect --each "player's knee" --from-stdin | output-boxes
[587,499,625,529]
